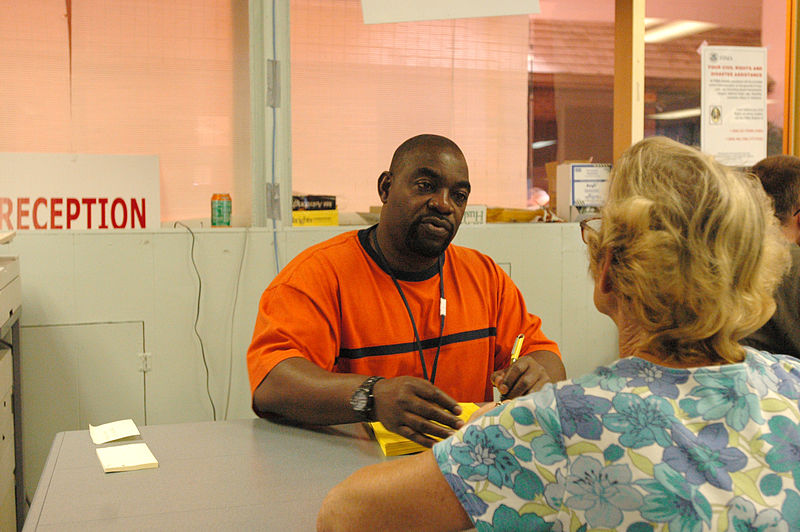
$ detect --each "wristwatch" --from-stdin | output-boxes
[350,376,384,421]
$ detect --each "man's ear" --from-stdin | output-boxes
[377,171,392,204]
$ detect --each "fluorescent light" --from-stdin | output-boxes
[647,107,701,120]
[531,140,557,149]
[644,20,718,43]
[644,18,665,28]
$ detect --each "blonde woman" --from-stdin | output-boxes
[317,137,797,531]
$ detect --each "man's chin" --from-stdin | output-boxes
[409,238,451,258]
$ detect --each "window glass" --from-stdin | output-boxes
[644,1,786,156]
[0,1,251,225]
[290,0,530,215]
[528,3,616,201]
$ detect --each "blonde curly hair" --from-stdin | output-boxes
[585,137,790,363]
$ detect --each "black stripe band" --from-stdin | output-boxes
[339,327,497,360]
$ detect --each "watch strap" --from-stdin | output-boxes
[351,375,384,421]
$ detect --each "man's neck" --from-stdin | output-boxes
[372,226,438,273]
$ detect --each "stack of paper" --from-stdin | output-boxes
[96,443,159,473]
[369,402,480,456]
[89,419,159,473]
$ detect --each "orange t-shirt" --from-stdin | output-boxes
[246,228,560,403]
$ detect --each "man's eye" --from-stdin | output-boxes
[417,182,434,192]
[453,192,468,204]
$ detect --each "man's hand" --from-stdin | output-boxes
[491,355,552,399]
[372,376,464,448]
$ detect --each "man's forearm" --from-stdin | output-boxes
[253,357,369,425]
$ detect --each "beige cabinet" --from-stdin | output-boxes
[0,256,21,530]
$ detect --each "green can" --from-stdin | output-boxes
[211,193,231,226]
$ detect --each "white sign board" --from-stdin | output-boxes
[462,204,487,225]
[701,46,767,167]
[0,153,160,231]
[571,165,611,207]
[361,0,539,24]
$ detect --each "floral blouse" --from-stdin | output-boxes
[433,349,800,531]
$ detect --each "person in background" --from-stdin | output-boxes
[317,137,798,531]
[247,134,565,447]
[742,154,800,357]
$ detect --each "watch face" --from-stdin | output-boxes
[350,390,368,411]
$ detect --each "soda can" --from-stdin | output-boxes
[211,193,232,226]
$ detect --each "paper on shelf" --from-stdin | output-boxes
[96,443,159,473]
[89,418,141,444]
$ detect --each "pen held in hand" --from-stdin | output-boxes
[510,333,525,364]
[495,333,526,401]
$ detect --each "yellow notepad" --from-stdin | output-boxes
[95,443,159,473]
[369,402,480,456]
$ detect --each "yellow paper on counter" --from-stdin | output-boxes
[96,443,159,473]
[369,402,480,456]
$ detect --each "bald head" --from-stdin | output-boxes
[389,135,466,176]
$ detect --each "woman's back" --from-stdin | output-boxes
[434,348,800,530]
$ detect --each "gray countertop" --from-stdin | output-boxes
[24,418,392,531]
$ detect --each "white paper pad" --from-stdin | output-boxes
[89,419,141,445]
[95,443,159,473]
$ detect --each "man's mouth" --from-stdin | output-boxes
[418,217,452,237]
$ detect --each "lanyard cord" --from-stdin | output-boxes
[371,228,446,384]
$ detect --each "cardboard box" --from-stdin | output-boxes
[546,159,590,213]
[556,163,611,222]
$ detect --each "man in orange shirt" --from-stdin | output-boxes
[247,134,564,447]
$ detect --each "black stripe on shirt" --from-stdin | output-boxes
[338,327,497,360]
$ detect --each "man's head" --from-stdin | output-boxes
[751,155,800,245]
[376,134,470,269]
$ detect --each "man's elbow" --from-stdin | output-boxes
[251,379,278,418]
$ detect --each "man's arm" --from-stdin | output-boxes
[253,357,370,425]
[317,451,473,532]
[254,357,465,446]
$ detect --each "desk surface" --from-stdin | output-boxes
[23,418,390,531]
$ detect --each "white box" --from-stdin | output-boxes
[556,163,611,221]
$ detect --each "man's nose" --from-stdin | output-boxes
[428,191,454,213]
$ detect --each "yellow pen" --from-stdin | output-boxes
[510,333,525,364]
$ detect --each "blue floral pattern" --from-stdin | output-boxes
[434,349,800,530]
[662,423,746,490]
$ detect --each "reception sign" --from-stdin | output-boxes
[700,46,767,167]
[0,153,159,230]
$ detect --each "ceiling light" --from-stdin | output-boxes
[644,20,718,43]
[647,107,701,120]
[531,140,557,149]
